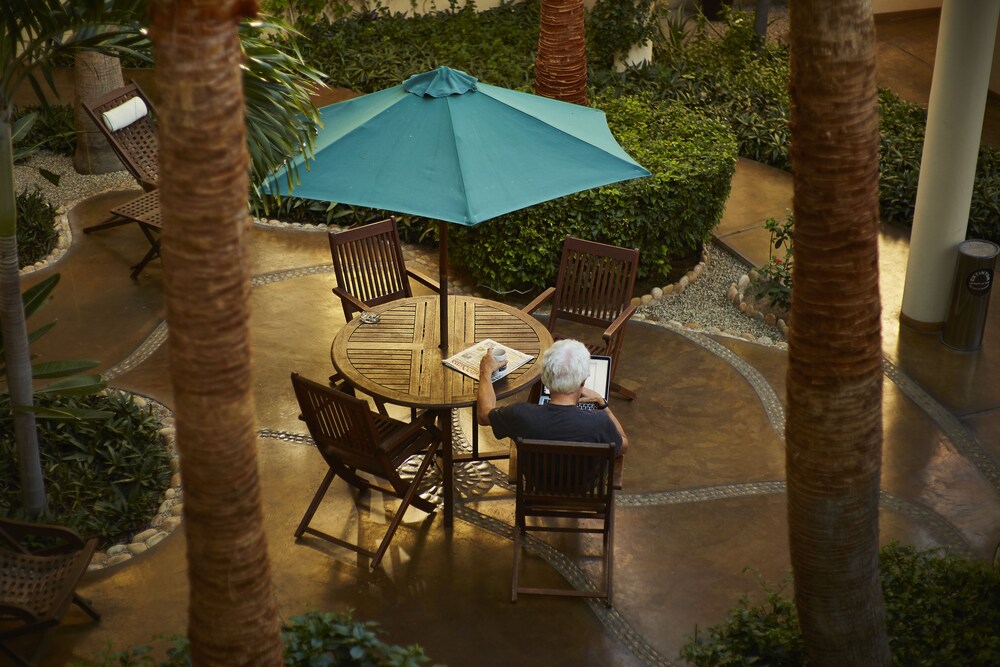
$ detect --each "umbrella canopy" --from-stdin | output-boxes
[263,66,650,348]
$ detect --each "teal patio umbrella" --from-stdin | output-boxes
[263,66,650,348]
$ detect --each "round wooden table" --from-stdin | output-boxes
[331,295,553,525]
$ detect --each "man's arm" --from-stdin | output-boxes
[476,346,505,426]
[580,387,629,455]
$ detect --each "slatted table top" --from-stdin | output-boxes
[332,295,553,409]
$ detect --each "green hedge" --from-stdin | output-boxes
[289,0,539,93]
[680,543,1000,666]
[448,93,737,294]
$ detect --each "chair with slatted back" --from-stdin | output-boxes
[291,373,442,569]
[511,438,616,606]
[81,82,163,277]
[524,236,640,400]
[0,518,100,666]
[328,216,440,321]
[82,81,159,194]
[327,216,440,415]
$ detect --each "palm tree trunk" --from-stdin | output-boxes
[73,51,126,174]
[535,0,588,105]
[149,2,282,664]
[0,107,47,515]
[786,1,890,664]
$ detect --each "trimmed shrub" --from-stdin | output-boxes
[680,543,1000,666]
[0,391,170,549]
[448,93,737,295]
[289,0,539,93]
[15,188,59,267]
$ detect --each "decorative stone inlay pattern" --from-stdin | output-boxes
[882,357,1000,488]
[104,322,168,381]
[672,327,786,437]
[251,263,334,287]
[457,505,677,667]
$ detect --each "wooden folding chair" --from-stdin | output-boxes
[81,82,163,277]
[81,81,159,193]
[328,216,439,322]
[524,236,640,399]
[0,518,100,666]
[291,373,442,569]
[511,438,616,606]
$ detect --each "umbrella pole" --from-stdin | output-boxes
[439,220,449,353]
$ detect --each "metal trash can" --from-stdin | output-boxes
[941,239,1000,351]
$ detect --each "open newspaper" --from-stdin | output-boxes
[443,338,533,382]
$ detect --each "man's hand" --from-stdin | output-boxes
[479,345,505,380]
[578,386,606,408]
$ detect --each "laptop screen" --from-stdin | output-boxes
[538,355,613,406]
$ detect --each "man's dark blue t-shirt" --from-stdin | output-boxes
[489,402,623,455]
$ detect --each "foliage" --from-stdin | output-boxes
[679,543,1000,666]
[607,9,791,169]
[587,0,660,70]
[878,88,1000,246]
[286,0,539,93]
[448,92,737,295]
[76,611,434,667]
[241,16,325,207]
[14,188,59,267]
[0,273,108,418]
[12,103,76,160]
[755,214,793,312]
[0,390,169,549]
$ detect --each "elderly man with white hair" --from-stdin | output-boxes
[476,339,628,457]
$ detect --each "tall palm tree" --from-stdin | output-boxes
[786,1,890,664]
[73,51,126,174]
[535,0,588,105]
[149,1,283,663]
[0,0,145,514]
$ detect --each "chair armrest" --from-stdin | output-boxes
[523,287,555,315]
[406,267,440,293]
[332,286,371,314]
[0,517,88,555]
[602,303,638,344]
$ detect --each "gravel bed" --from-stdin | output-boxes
[638,245,786,344]
[14,152,136,208]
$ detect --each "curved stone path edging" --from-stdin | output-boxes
[90,222,995,665]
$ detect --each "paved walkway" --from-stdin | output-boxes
[17,9,1000,666]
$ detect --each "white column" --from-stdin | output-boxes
[900,0,1000,329]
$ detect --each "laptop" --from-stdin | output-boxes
[537,355,612,410]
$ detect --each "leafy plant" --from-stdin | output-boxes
[587,0,660,70]
[15,188,59,267]
[448,92,738,294]
[0,273,108,419]
[680,543,1000,666]
[286,0,539,93]
[75,611,434,666]
[12,103,77,160]
[755,214,793,313]
[0,390,169,548]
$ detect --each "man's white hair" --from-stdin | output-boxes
[541,339,590,394]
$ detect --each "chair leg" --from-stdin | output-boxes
[606,510,615,608]
[370,442,440,569]
[73,594,102,621]
[295,469,336,539]
[511,526,523,603]
[611,380,637,401]
[83,214,131,234]
[0,640,32,667]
